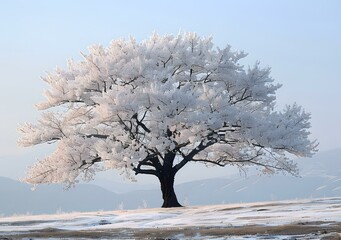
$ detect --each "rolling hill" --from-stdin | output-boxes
[1,149,340,216]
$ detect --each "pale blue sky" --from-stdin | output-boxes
[0,0,340,183]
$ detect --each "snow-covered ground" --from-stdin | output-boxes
[1,197,341,239]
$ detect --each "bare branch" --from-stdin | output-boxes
[83,134,109,139]
[132,153,162,177]
[79,156,102,169]
[173,138,217,173]
[191,158,226,167]
[132,168,159,176]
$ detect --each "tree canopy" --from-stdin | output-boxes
[18,32,317,207]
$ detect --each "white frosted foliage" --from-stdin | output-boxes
[18,32,317,187]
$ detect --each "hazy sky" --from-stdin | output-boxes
[0,0,340,184]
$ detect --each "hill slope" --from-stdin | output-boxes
[0,177,122,215]
[1,149,340,216]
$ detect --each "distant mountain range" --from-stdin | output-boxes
[1,149,340,216]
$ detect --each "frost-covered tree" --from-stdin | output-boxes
[18,33,317,207]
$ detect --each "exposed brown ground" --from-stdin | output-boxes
[1,221,341,239]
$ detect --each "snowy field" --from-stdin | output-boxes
[1,197,341,239]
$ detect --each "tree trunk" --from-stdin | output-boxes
[158,172,182,208]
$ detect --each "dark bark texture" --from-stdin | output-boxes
[158,172,182,208]
[158,152,182,208]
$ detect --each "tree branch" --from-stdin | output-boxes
[79,156,102,169]
[173,138,217,173]
[117,114,134,139]
[83,134,109,139]
[132,154,161,177]
[132,113,151,133]
[132,168,159,176]
[191,158,226,167]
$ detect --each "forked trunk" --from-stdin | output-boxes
[159,172,182,208]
